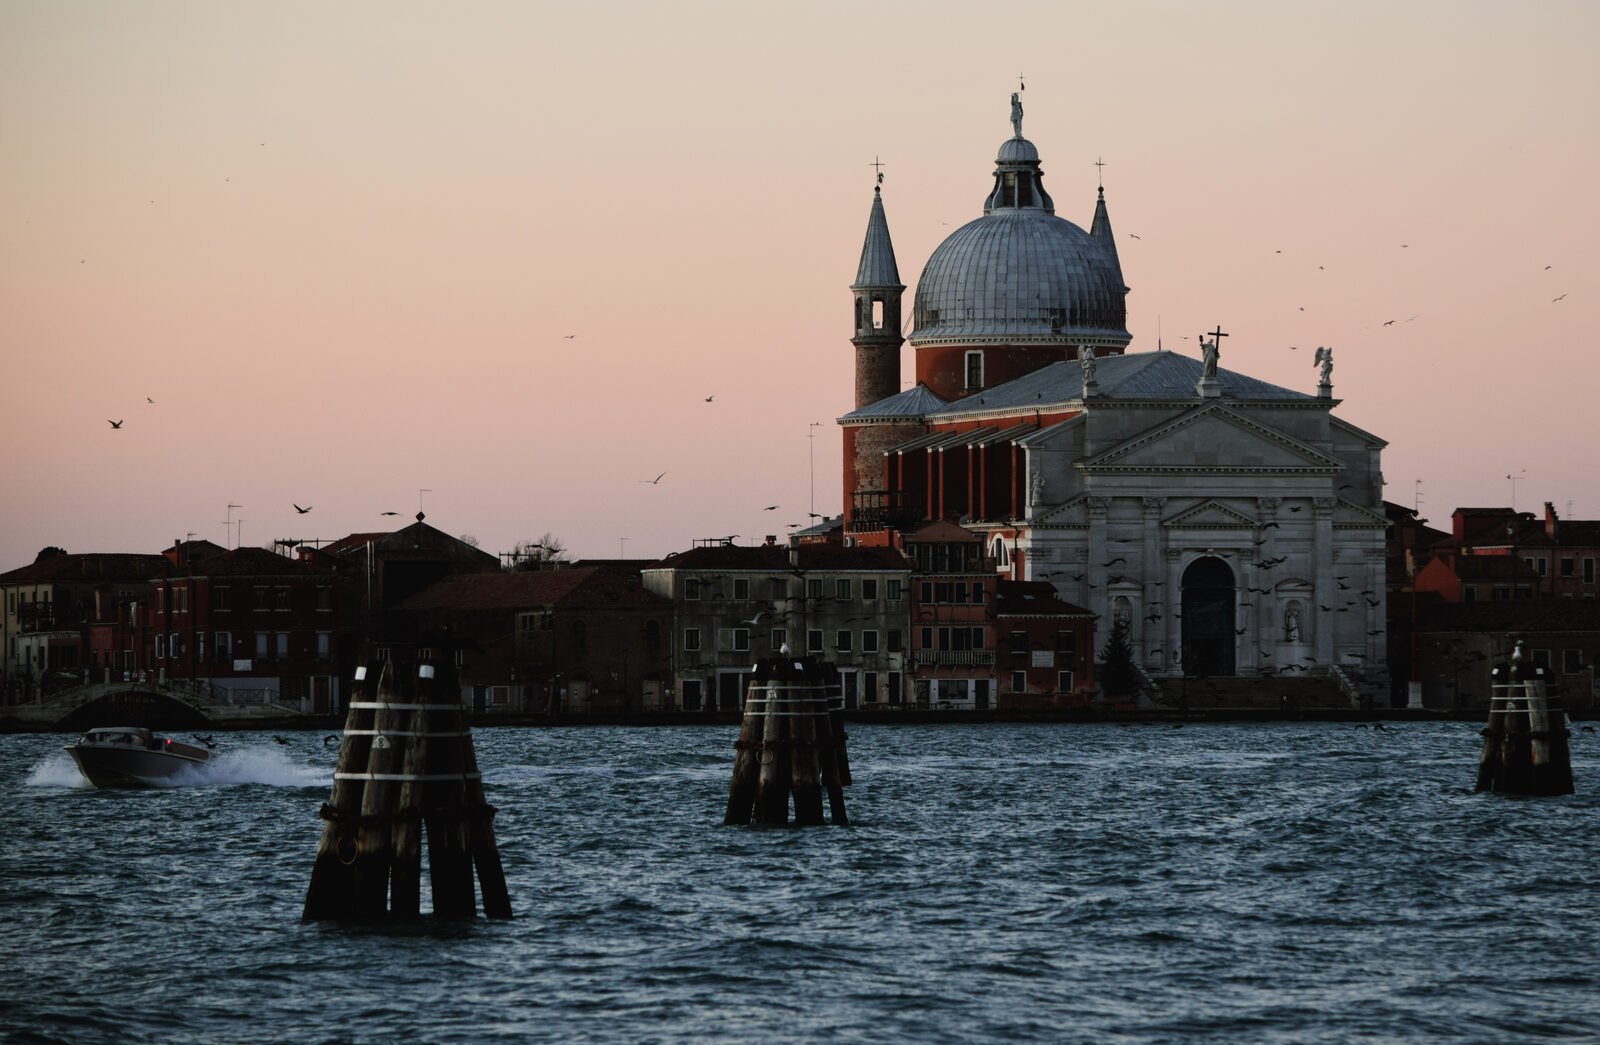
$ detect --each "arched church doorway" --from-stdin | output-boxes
[1181,556,1237,677]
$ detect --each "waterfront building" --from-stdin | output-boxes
[642,540,912,711]
[839,98,1389,702]
[398,565,672,714]
[0,548,169,702]
[99,543,360,712]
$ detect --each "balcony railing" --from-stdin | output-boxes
[914,649,996,667]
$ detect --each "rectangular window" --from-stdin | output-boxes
[733,578,750,600]
[769,578,790,600]
[733,628,750,653]
[971,627,986,649]
[1587,559,1596,584]
[862,579,878,601]
[316,632,330,660]
[1532,648,1551,668]
[684,579,701,600]
[887,671,902,705]
[807,629,823,653]
[887,579,903,600]
[864,671,878,702]
[808,578,825,599]
[1010,630,1028,657]
[862,630,879,653]
[770,628,787,650]
[155,635,166,659]
[920,626,933,649]
[836,630,852,652]
[155,588,165,612]
[684,628,701,652]
[215,632,232,662]
[175,587,189,613]
[965,350,984,390]
[972,581,985,603]
[1011,670,1026,692]
[1561,557,1576,578]
[316,586,333,611]
[1057,670,1075,691]
[253,585,269,610]
[887,629,903,652]
[836,579,851,599]
[920,581,934,602]
[1463,587,1477,602]
[276,632,289,661]
[934,581,952,603]
[170,632,181,659]
[214,586,231,612]
[1563,648,1583,673]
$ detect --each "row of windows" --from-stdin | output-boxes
[684,628,903,654]
[680,671,907,709]
[153,631,332,662]
[1010,670,1076,692]
[683,577,903,602]
[1523,556,1599,581]
[919,580,988,604]
[151,585,334,613]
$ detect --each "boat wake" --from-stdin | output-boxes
[26,754,93,789]
[196,747,330,788]
[26,746,329,789]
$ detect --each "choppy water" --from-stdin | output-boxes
[5,722,1600,1043]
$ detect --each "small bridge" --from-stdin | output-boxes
[2,681,306,731]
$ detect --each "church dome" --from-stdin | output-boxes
[910,120,1130,350]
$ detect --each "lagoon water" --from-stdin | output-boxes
[5,722,1600,1043]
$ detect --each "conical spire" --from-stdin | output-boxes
[853,187,902,290]
[1090,186,1127,292]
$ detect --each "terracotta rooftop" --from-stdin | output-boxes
[400,566,668,611]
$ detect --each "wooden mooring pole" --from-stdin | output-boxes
[303,654,512,920]
[1476,641,1574,797]
[725,655,850,826]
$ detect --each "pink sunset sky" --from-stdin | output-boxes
[2,1,1596,568]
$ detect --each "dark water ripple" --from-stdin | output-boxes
[5,722,1600,1042]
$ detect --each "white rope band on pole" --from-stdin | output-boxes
[339,729,472,738]
[347,701,465,711]
[333,771,482,782]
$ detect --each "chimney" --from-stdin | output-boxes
[764,535,777,547]
[1545,501,1559,540]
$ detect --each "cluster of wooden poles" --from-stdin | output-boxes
[724,656,852,826]
[1477,643,1573,797]
[303,657,511,920]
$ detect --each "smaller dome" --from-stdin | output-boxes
[996,137,1039,164]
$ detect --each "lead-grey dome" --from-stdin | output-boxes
[910,129,1130,349]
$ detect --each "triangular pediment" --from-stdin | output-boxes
[1084,403,1343,475]
[1031,494,1090,527]
[1163,499,1259,529]
[1334,498,1389,527]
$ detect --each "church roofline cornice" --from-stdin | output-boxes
[1082,400,1346,469]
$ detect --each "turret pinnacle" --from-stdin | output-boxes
[1090,185,1128,294]
[850,184,905,410]
[853,187,902,290]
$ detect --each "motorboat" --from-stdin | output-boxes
[65,726,212,787]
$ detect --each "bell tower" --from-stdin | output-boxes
[850,178,904,410]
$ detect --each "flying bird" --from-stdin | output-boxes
[704,395,715,402]
[380,511,399,516]
[293,504,312,514]
[1553,293,1567,302]
[146,397,155,404]
[1383,320,1396,326]
[108,419,123,429]
[639,471,667,485]
[1127,233,1141,240]
[762,505,780,511]
[563,334,576,339]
